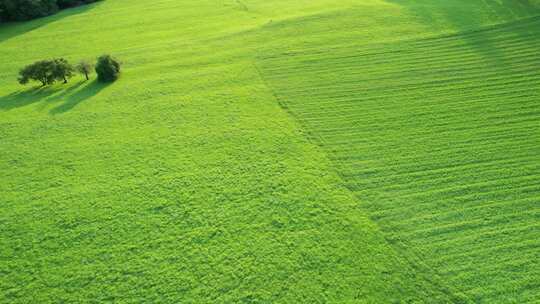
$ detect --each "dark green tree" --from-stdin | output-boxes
[0,0,101,22]
[57,0,100,9]
[18,58,74,86]
[52,58,74,83]
[76,60,94,80]
[18,60,56,86]
[95,54,121,82]
[0,0,58,21]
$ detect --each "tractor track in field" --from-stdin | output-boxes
[257,16,540,303]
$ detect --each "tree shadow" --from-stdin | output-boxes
[46,81,86,101]
[0,85,63,111]
[0,2,102,44]
[384,0,540,31]
[0,79,109,113]
[383,0,540,62]
[49,80,110,115]
[32,80,87,111]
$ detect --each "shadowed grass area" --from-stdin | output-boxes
[384,0,540,62]
[0,86,64,111]
[0,80,108,114]
[49,80,110,114]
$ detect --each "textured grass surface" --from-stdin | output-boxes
[258,1,540,303]
[1,0,539,303]
[0,1,461,303]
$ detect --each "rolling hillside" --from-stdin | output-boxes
[257,3,540,302]
[1,0,539,303]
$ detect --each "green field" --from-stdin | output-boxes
[1,0,539,302]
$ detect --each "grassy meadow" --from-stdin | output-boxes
[1,0,539,303]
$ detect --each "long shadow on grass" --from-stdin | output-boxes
[49,80,109,115]
[384,0,540,62]
[0,2,102,44]
[384,0,540,31]
[0,80,108,113]
[0,86,64,110]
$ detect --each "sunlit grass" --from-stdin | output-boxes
[1,0,539,302]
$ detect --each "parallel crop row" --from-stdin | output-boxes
[259,16,540,303]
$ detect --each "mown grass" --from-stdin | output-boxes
[1,0,539,303]
[258,1,540,303]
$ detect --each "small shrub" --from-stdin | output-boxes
[95,54,121,82]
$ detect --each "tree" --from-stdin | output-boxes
[52,58,74,83]
[0,0,58,21]
[95,54,121,82]
[57,0,101,9]
[0,0,101,22]
[18,58,74,86]
[76,60,94,80]
[18,60,56,86]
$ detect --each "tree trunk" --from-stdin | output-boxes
[85,72,89,81]
[63,76,68,84]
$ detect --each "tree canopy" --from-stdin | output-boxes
[18,58,74,86]
[95,54,121,82]
[0,0,100,22]
[76,60,94,80]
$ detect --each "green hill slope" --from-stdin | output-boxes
[0,0,539,303]
[257,1,540,303]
